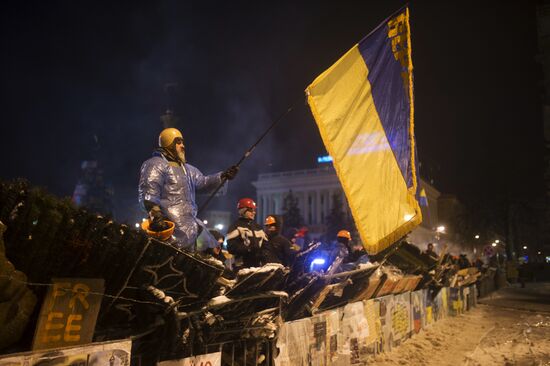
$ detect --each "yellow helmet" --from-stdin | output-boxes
[264,215,277,226]
[158,128,183,148]
[337,230,351,240]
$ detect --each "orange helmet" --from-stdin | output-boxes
[337,230,351,240]
[141,219,175,241]
[237,198,256,210]
[264,215,277,225]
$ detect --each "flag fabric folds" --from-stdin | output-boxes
[418,188,428,207]
[306,6,421,254]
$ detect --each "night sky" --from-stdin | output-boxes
[0,1,543,223]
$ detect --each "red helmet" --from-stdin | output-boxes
[237,198,256,210]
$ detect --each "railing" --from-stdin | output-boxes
[257,166,335,180]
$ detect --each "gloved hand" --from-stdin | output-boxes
[221,165,239,180]
[149,206,169,231]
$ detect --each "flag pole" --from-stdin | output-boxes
[197,106,294,216]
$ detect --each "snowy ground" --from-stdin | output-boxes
[367,283,550,366]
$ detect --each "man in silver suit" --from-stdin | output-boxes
[138,127,238,251]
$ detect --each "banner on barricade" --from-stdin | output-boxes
[375,295,393,353]
[157,352,221,366]
[342,301,370,364]
[0,339,131,366]
[449,288,463,316]
[310,309,342,366]
[363,299,381,354]
[391,292,411,346]
[410,290,425,334]
[32,278,105,351]
[435,287,449,320]
[276,317,312,366]
[277,286,476,364]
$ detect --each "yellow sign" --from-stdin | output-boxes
[32,278,104,351]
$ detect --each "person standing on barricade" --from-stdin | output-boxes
[339,230,369,264]
[138,127,238,251]
[226,198,267,268]
[262,215,299,267]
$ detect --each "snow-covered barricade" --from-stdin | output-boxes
[0,179,488,365]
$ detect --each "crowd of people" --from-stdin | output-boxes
[138,127,369,275]
[422,242,475,270]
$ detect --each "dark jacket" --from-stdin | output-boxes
[263,232,296,267]
[344,247,369,264]
[226,217,268,268]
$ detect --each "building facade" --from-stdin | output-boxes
[252,165,442,246]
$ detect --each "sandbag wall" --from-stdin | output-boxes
[275,285,477,365]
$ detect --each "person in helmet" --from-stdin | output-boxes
[226,198,267,268]
[337,230,368,264]
[139,127,239,251]
[262,215,298,267]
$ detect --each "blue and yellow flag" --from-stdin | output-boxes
[306,6,421,254]
[418,188,428,207]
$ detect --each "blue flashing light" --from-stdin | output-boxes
[309,257,326,272]
[317,155,333,163]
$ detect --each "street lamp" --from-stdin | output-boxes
[523,245,527,250]
[495,240,500,244]
[474,235,480,239]
[491,242,497,247]
[436,225,446,233]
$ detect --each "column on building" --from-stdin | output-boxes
[304,192,311,225]
[256,194,264,222]
[307,191,313,225]
[297,191,305,224]
[274,193,282,215]
[311,191,317,224]
[316,191,322,225]
[267,194,273,216]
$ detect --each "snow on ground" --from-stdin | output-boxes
[367,284,550,366]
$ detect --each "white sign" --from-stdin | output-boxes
[158,352,221,366]
[0,339,131,366]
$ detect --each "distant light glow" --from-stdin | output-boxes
[523,246,527,250]
[203,220,208,225]
[436,225,445,233]
[538,251,542,255]
[135,223,140,228]
[491,243,497,247]
[317,155,333,163]
[546,256,550,263]
[475,235,480,239]
[495,240,500,243]
[215,223,224,231]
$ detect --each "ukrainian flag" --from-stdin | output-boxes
[418,188,428,207]
[306,6,422,254]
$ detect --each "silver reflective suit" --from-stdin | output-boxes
[138,152,222,250]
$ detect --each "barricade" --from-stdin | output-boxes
[275,284,477,365]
